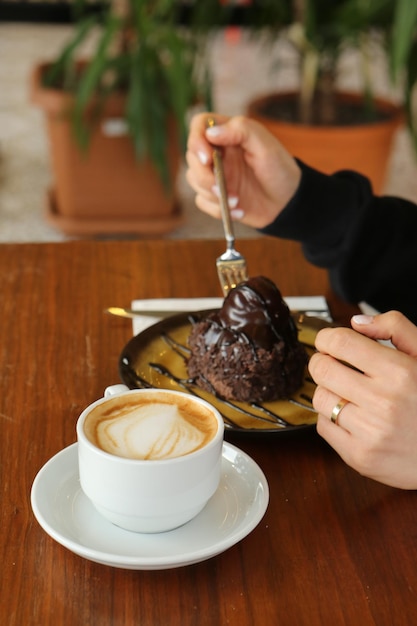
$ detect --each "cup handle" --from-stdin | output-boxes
[104,384,130,398]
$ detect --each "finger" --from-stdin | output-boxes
[194,194,223,220]
[351,311,417,357]
[186,148,242,213]
[313,386,382,447]
[187,112,230,164]
[316,405,380,477]
[313,326,399,378]
[205,115,285,169]
[308,349,375,410]
[185,150,215,190]
[316,412,356,465]
[191,182,220,210]
[312,385,354,432]
[190,184,241,221]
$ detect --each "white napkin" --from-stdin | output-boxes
[131,296,330,335]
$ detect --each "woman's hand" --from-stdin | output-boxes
[309,311,417,489]
[185,112,301,229]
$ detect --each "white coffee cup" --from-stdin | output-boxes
[76,385,224,533]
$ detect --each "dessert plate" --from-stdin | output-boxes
[31,442,269,570]
[119,311,331,432]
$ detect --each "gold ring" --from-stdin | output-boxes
[330,399,349,425]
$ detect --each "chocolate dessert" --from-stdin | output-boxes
[187,276,308,403]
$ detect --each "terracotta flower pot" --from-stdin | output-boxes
[247,91,404,195]
[31,63,183,236]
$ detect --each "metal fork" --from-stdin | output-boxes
[207,117,249,296]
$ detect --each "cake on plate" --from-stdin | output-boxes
[187,276,308,403]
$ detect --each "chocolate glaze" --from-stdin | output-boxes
[196,276,298,351]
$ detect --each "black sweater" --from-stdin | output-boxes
[260,161,417,324]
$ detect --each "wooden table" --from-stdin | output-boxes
[1,238,415,626]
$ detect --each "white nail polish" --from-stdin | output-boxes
[231,209,244,220]
[212,184,220,198]
[352,314,374,325]
[228,196,239,209]
[198,150,208,165]
[206,126,221,137]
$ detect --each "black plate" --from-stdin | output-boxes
[119,310,331,434]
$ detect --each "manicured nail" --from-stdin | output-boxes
[198,150,208,165]
[231,209,245,220]
[352,314,374,325]
[206,125,222,138]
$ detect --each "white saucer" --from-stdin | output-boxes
[31,442,269,570]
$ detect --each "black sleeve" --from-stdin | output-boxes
[260,161,417,324]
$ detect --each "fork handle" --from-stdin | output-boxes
[213,150,235,248]
[207,117,235,248]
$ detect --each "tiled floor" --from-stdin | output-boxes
[1,23,417,242]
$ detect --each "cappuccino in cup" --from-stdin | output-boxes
[83,392,218,461]
[76,386,224,533]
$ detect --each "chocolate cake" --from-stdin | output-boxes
[187,276,308,403]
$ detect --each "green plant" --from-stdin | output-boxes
[248,0,417,144]
[390,0,417,149]
[42,0,218,189]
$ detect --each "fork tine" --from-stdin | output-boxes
[216,256,248,296]
[216,251,249,296]
[207,117,249,296]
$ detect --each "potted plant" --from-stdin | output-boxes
[246,0,417,194]
[30,0,218,236]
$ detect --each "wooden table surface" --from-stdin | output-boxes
[1,237,416,626]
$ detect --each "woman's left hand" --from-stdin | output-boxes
[309,311,417,489]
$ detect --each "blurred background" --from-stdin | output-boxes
[1,0,416,242]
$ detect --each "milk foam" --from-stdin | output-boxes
[94,402,211,460]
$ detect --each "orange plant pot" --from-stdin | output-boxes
[31,63,183,236]
[247,91,404,195]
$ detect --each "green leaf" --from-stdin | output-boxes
[404,39,417,152]
[43,16,97,88]
[71,15,122,149]
[390,0,417,80]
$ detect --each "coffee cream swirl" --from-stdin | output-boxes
[85,398,217,460]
